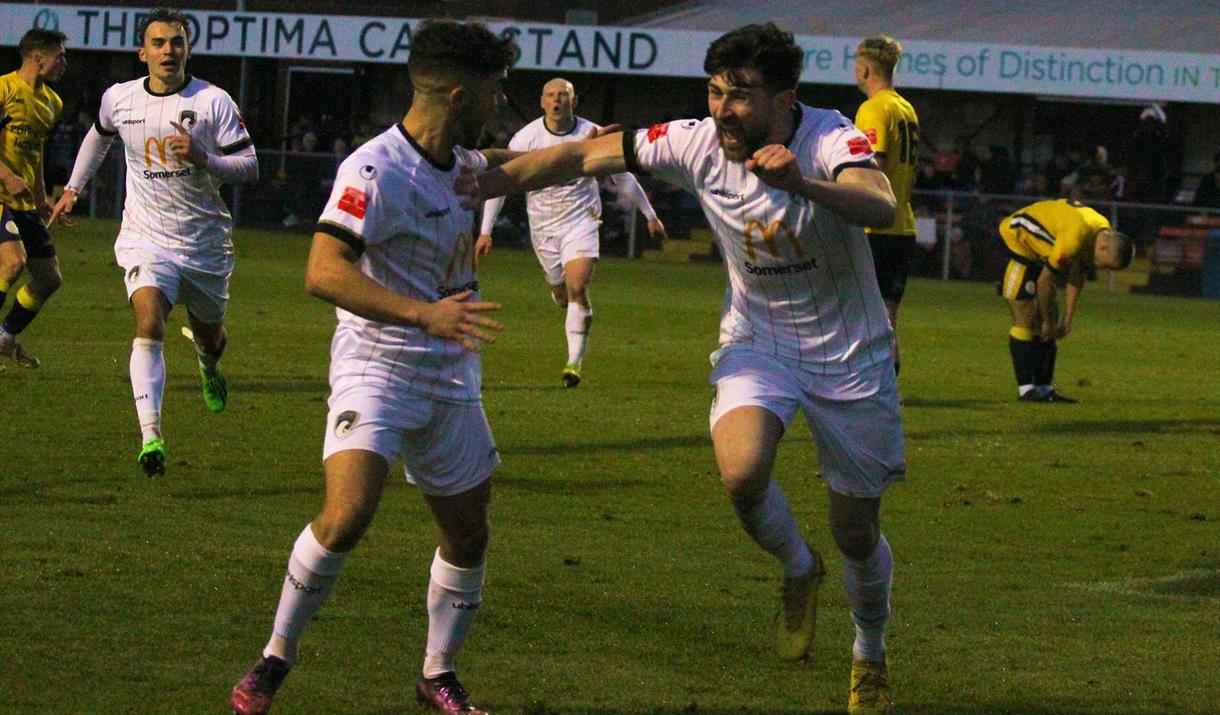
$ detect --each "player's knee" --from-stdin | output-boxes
[0,255,25,282]
[719,465,769,506]
[33,272,63,298]
[134,319,165,341]
[312,508,373,553]
[831,523,879,562]
[442,520,490,566]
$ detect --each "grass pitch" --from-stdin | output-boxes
[1,218,1217,714]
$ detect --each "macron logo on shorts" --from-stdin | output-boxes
[338,187,367,219]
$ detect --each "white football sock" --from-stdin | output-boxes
[130,338,164,442]
[264,525,349,666]
[734,481,814,578]
[843,535,892,662]
[423,550,485,678]
[564,304,592,366]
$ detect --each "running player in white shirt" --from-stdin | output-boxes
[229,21,515,715]
[49,9,257,477]
[477,78,666,387]
[463,23,903,715]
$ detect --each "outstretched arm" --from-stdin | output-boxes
[471,131,628,202]
[609,171,667,241]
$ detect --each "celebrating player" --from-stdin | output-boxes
[0,28,69,371]
[854,35,921,376]
[49,8,257,476]
[478,77,667,387]
[463,23,903,715]
[998,198,1134,402]
[229,20,515,715]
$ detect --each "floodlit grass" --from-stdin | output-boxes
[1,218,1217,714]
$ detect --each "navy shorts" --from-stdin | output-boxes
[0,205,55,259]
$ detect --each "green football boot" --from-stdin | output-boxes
[562,362,581,388]
[200,366,228,413]
[138,438,166,477]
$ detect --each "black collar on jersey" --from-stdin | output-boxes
[396,122,455,172]
[144,74,193,98]
[544,116,580,137]
[782,105,802,147]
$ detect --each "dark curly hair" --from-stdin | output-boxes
[703,23,803,93]
[408,20,517,83]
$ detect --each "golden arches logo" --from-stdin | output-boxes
[144,136,183,168]
[444,232,475,283]
[742,219,804,262]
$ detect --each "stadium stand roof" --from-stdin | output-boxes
[625,0,1218,55]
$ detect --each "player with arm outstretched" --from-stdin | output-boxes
[229,20,515,715]
[998,198,1134,403]
[463,23,902,715]
[0,29,69,371]
[477,77,666,387]
[48,8,257,477]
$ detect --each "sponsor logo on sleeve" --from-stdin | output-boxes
[646,122,669,143]
[847,136,871,156]
[337,187,367,219]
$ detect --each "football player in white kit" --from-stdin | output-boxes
[463,23,903,715]
[229,21,515,715]
[477,78,666,387]
[49,9,257,477]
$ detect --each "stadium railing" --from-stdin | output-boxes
[66,147,1220,297]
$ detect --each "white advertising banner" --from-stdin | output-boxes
[3,4,1218,104]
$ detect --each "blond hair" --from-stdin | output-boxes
[857,35,902,81]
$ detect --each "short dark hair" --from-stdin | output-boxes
[1108,231,1135,270]
[408,21,517,84]
[138,8,191,45]
[18,28,67,58]
[703,23,803,93]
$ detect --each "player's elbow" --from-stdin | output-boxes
[303,263,333,301]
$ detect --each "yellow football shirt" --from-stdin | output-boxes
[855,88,919,235]
[1000,199,1111,272]
[0,71,63,212]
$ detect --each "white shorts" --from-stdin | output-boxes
[709,346,906,499]
[114,237,232,324]
[531,223,600,285]
[322,382,500,497]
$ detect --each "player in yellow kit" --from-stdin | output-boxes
[998,199,1134,402]
[855,35,919,375]
[0,28,69,370]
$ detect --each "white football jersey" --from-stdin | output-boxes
[508,116,603,234]
[316,124,488,403]
[95,75,253,272]
[626,104,892,375]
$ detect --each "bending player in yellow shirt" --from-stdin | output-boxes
[998,199,1134,402]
